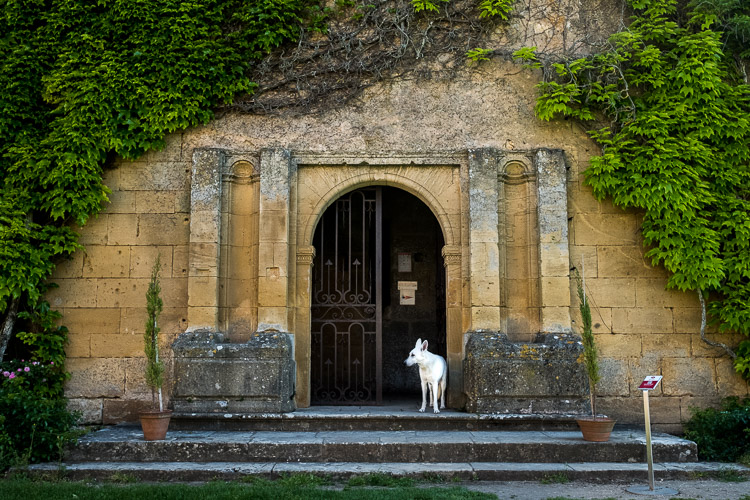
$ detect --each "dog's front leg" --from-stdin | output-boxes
[419,379,428,412]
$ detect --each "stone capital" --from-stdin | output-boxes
[297,245,316,265]
[441,245,461,267]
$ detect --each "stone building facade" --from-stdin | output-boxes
[50,2,748,432]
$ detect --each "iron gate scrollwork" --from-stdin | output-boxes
[311,188,382,404]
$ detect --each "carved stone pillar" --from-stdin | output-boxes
[535,149,572,333]
[187,149,224,331]
[294,245,316,407]
[442,244,463,407]
[257,148,292,332]
[467,148,502,331]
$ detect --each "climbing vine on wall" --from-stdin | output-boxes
[0,1,512,366]
[0,0,315,366]
[514,0,750,377]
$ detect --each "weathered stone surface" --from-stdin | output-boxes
[171,330,295,413]
[102,399,148,424]
[67,398,103,424]
[61,426,697,465]
[65,358,126,398]
[463,331,588,414]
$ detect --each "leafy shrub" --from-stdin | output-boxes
[0,359,78,470]
[16,300,70,370]
[0,386,79,469]
[683,397,750,462]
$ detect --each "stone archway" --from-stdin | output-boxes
[292,155,465,408]
[306,186,448,405]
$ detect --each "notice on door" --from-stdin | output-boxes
[397,253,412,273]
[398,281,418,305]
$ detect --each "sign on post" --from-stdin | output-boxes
[626,375,678,496]
[638,375,662,391]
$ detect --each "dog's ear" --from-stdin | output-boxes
[415,338,422,348]
[421,340,428,351]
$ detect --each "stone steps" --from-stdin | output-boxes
[29,460,746,483]
[64,427,697,464]
[170,409,582,432]
[27,405,716,484]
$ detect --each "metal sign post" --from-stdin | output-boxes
[626,376,678,496]
[641,376,659,490]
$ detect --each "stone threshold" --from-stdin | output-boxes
[170,400,590,431]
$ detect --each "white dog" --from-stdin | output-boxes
[404,338,447,413]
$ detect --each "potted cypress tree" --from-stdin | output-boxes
[139,254,172,440]
[574,270,615,441]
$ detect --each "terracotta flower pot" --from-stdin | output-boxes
[139,409,172,441]
[576,416,615,442]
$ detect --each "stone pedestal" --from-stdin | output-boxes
[172,330,296,413]
[463,331,588,414]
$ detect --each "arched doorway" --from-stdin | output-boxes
[310,186,446,405]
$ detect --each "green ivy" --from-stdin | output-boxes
[412,0,448,13]
[1,0,516,356]
[478,0,513,19]
[0,0,317,459]
[466,47,493,62]
[516,0,750,376]
[0,0,315,356]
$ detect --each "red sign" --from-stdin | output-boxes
[638,376,663,391]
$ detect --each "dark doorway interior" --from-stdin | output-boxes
[310,186,446,405]
[381,187,446,398]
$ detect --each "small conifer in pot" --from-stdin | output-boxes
[140,254,171,440]
[575,269,614,441]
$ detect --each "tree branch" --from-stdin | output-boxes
[0,296,20,362]
[698,289,736,360]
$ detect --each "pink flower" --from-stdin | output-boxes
[24,367,30,372]
[17,368,22,372]
[9,373,15,379]
[2,371,8,377]
[50,361,54,365]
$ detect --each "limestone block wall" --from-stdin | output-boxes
[566,154,749,432]
[50,142,192,423]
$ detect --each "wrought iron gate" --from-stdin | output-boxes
[311,188,382,404]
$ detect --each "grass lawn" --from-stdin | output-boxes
[0,474,497,499]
